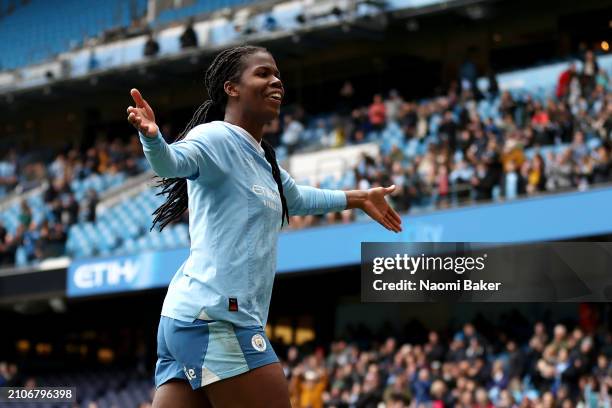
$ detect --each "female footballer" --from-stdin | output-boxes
[127,45,402,408]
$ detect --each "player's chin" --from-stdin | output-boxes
[261,105,281,121]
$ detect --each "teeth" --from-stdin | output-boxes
[269,93,282,100]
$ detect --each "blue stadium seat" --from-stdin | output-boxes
[0,0,147,69]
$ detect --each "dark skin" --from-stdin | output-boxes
[126,50,403,407]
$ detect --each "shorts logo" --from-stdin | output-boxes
[183,367,197,380]
[251,334,267,352]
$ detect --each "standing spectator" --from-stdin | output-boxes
[581,50,599,96]
[143,32,160,57]
[557,63,576,100]
[459,55,478,93]
[368,94,386,132]
[385,89,403,122]
[87,47,99,71]
[179,18,198,49]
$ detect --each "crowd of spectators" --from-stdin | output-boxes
[2,309,610,408]
[1,53,611,263]
[0,135,144,266]
[284,313,611,407]
[280,52,610,228]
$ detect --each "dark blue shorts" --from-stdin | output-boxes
[155,316,279,390]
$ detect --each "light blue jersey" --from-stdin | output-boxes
[140,121,346,327]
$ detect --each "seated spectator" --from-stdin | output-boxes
[48,153,67,180]
[571,131,589,162]
[438,111,458,151]
[526,154,546,195]
[435,165,450,207]
[59,193,79,226]
[81,189,99,222]
[179,18,198,49]
[546,149,575,191]
[0,150,18,198]
[501,160,525,199]
[263,118,282,147]
[591,144,611,183]
[143,32,159,57]
[18,200,32,228]
[471,161,496,201]
[383,373,411,406]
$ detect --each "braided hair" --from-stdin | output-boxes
[151,45,290,231]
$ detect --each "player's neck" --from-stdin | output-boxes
[224,112,263,143]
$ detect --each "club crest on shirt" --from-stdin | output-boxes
[251,334,267,352]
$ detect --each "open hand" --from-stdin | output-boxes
[127,88,159,137]
[361,185,402,233]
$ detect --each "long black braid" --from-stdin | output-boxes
[151,45,290,231]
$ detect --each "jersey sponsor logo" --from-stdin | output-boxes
[252,184,281,213]
[183,366,197,381]
[73,260,139,289]
[252,184,279,199]
[251,334,267,352]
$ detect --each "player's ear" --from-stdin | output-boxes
[224,81,239,98]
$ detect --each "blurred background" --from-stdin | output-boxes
[0,0,611,407]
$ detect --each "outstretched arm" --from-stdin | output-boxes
[280,168,402,233]
[127,88,208,180]
[345,186,402,233]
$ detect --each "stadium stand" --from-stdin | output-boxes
[0,0,279,71]
[1,310,610,408]
[0,0,147,70]
[1,2,611,408]
[0,50,610,266]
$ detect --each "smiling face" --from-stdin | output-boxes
[225,51,284,123]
